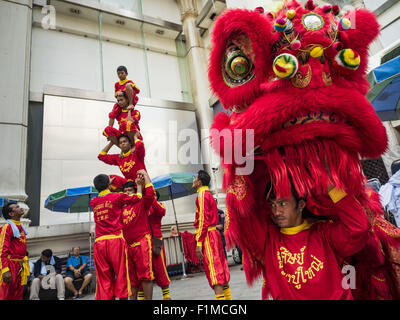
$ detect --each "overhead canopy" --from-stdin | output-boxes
[151,172,196,202]
[368,56,400,121]
[44,186,98,213]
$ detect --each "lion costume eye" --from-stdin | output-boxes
[222,45,255,87]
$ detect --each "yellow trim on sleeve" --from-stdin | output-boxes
[99,151,107,155]
[136,193,142,199]
[195,191,206,242]
[329,187,347,203]
[145,183,153,188]
[1,267,10,274]
[197,242,203,247]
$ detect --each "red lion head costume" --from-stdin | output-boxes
[208,0,400,299]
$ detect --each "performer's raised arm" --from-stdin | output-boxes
[133,133,145,160]
[321,187,370,258]
[137,169,155,213]
[98,141,118,166]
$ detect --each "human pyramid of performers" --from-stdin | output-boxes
[0,65,231,301]
[91,66,231,300]
[89,65,171,300]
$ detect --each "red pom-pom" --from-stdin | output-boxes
[332,42,343,51]
[266,11,276,20]
[332,5,340,16]
[321,4,332,13]
[255,6,264,14]
[305,0,316,11]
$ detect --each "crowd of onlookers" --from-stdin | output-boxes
[26,246,93,300]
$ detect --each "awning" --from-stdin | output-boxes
[368,56,400,121]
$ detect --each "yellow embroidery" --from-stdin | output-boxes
[120,160,135,173]
[227,175,247,201]
[224,207,230,233]
[278,246,306,266]
[122,207,137,225]
[277,246,324,290]
[19,231,26,244]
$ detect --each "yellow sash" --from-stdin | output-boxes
[95,231,124,243]
[7,255,30,286]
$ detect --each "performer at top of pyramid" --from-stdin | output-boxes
[104,66,142,145]
[114,65,140,108]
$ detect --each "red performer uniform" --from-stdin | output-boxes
[103,79,141,140]
[195,186,230,288]
[149,199,170,288]
[98,139,146,184]
[122,184,156,287]
[263,188,370,300]
[90,189,141,300]
[103,107,142,140]
[114,79,140,100]
[0,220,29,300]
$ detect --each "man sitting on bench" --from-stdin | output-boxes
[64,246,93,299]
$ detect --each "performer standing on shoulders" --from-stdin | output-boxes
[103,91,141,146]
[0,204,30,300]
[90,174,142,300]
[98,132,146,186]
[192,170,231,300]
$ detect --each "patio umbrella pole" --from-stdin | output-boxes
[170,186,187,279]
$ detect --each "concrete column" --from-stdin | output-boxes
[0,0,32,225]
[177,0,214,175]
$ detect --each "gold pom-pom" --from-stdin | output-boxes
[310,46,324,58]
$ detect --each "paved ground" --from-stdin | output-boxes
[79,255,263,300]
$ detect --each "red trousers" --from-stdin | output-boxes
[152,245,170,288]
[201,229,230,288]
[127,234,154,288]
[0,260,23,300]
[93,234,131,300]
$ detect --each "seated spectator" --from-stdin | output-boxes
[30,249,65,300]
[64,246,92,299]
[170,226,178,237]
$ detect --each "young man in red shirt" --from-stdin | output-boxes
[193,170,231,300]
[138,191,171,300]
[98,133,146,186]
[90,174,142,300]
[0,203,30,300]
[121,170,156,300]
[262,177,370,300]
